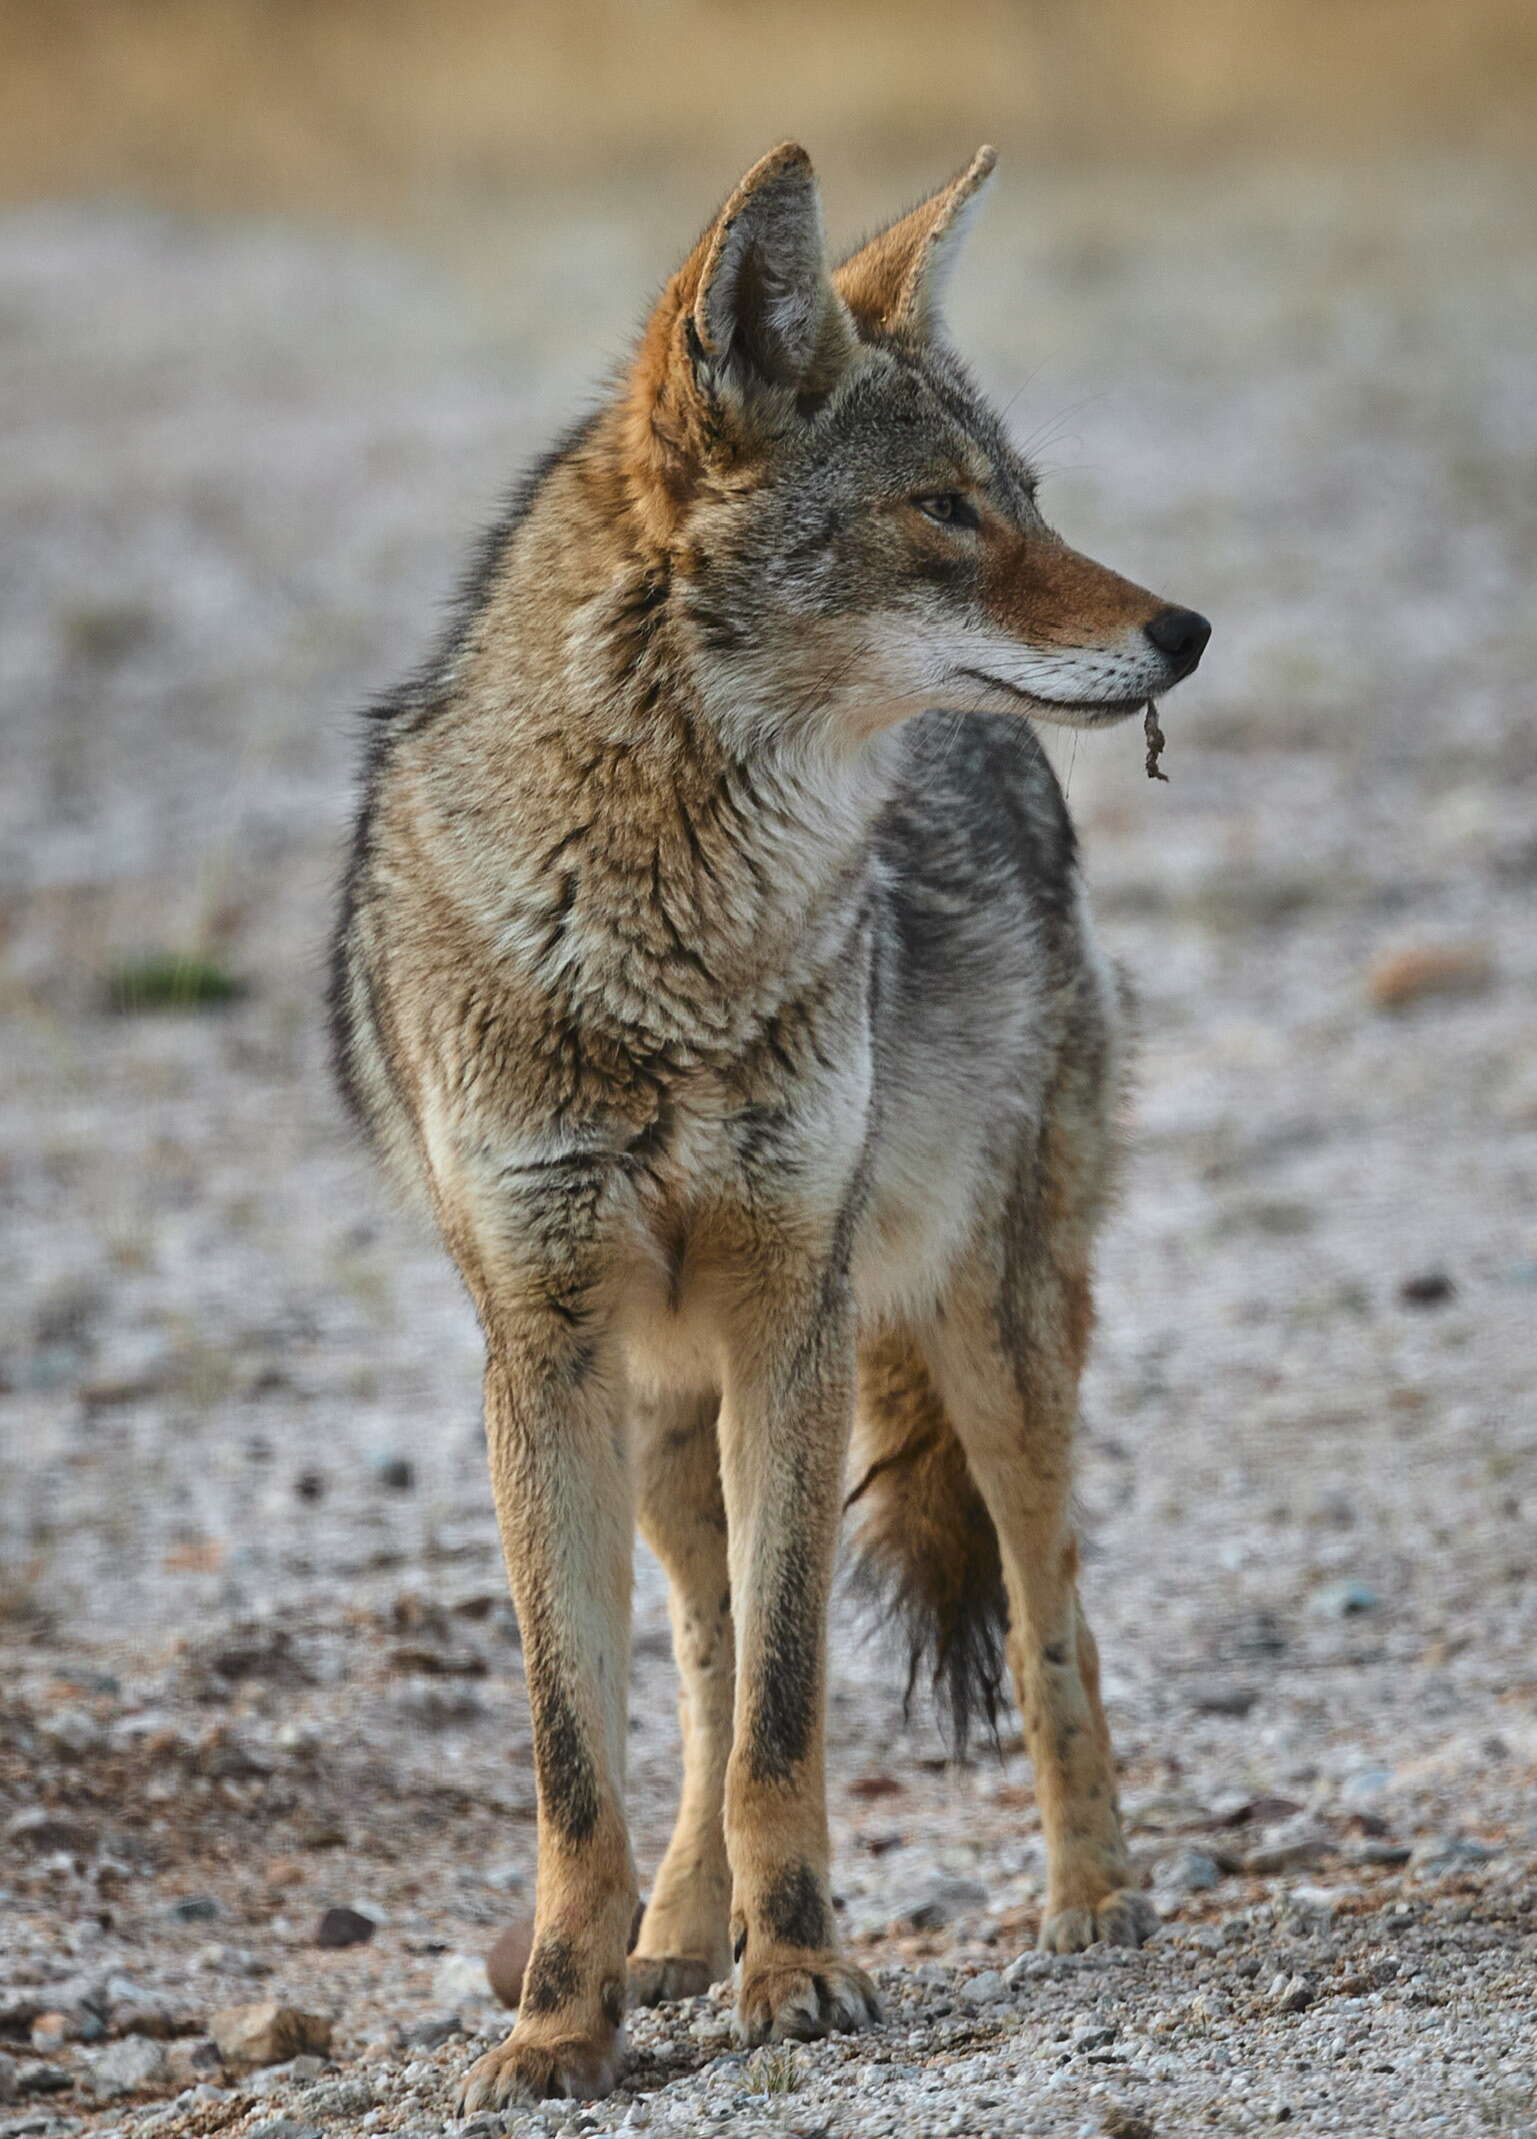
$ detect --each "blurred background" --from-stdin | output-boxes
[2,1,1534,2113]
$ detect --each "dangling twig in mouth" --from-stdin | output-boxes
[1143,699,1169,782]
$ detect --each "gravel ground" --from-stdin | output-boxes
[3,156,1535,2137]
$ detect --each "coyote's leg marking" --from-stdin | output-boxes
[923,1136,1151,1955]
[716,1267,880,2045]
[629,1389,735,2004]
[457,1317,638,2110]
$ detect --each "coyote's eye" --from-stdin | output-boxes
[913,492,980,531]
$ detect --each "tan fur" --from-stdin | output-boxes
[629,1390,735,1998]
[837,145,997,337]
[623,143,855,546]
[330,143,1208,2108]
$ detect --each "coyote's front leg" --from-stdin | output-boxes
[455,1282,637,2111]
[716,1243,881,2045]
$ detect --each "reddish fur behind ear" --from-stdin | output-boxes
[621,231,721,547]
[620,143,852,545]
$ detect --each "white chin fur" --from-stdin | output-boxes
[822,624,1163,738]
[884,624,1172,724]
[1014,694,1147,730]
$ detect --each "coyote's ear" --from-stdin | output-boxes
[835,145,996,340]
[623,144,855,536]
[692,142,854,402]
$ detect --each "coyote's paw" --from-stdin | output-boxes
[455,2027,623,2111]
[627,1952,719,2006]
[734,1959,881,2045]
[1038,1887,1156,1954]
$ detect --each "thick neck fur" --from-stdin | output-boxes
[394,412,896,1072]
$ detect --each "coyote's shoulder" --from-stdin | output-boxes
[329,142,1208,2113]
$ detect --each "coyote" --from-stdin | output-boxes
[330,143,1209,2108]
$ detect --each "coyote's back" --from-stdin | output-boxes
[330,142,1208,2111]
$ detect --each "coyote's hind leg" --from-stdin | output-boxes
[923,1127,1152,1955]
[629,1388,736,2004]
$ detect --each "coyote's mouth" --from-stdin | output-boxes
[953,666,1153,725]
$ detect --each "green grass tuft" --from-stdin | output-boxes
[102,952,246,1014]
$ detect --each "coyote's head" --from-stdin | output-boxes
[620,144,1208,741]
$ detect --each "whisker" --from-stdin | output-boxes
[1011,390,1110,464]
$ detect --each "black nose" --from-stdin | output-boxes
[1144,606,1212,676]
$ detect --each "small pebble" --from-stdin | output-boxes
[1101,2108,1155,2138]
[1410,1835,1497,1877]
[85,2034,168,2101]
[209,2002,332,2067]
[900,1874,988,1931]
[1308,1579,1381,1618]
[1152,1847,1222,1895]
[249,2053,328,2095]
[314,1905,376,1949]
[1191,1682,1258,1717]
[16,2060,73,2096]
[1073,2023,1119,2053]
[28,2014,70,2054]
[1366,942,1492,1010]
[1245,1816,1333,1874]
[1269,1973,1315,2013]
[404,2012,462,2049]
[1283,1883,1352,1929]
[164,1894,221,1923]
[1398,1269,1455,1307]
[1343,1837,1411,1866]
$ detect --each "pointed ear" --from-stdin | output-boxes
[835,145,996,340]
[622,144,856,537]
[692,142,854,401]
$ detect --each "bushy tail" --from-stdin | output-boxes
[844,1333,1008,1755]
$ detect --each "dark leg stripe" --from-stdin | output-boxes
[529,1674,601,1843]
[742,1541,819,1784]
[521,1937,582,2016]
[760,1861,830,1951]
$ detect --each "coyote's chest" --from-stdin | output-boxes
[609,1050,990,1401]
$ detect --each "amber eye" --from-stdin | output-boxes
[914,492,980,530]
